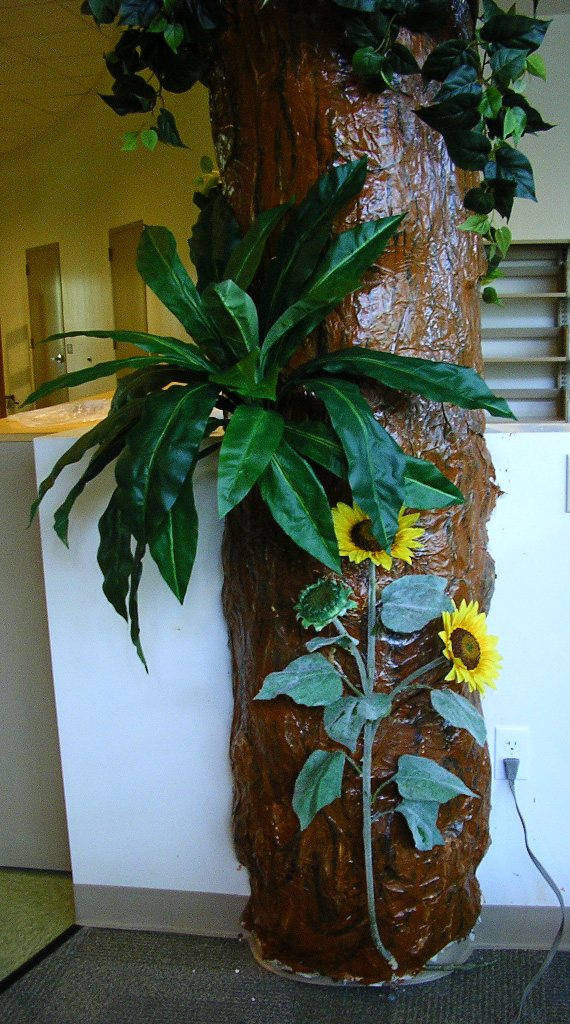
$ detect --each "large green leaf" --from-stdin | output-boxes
[259,159,369,328]
[404,456,464,510]
[23,355,167,408]
[148,464,199,603]
[259,213,404,375]
[189,187,242,293]
[97,490,135,621]
[380,575,454,633]
[258,438,341,572]
[45,328,212,370]
[430,689,487,746]
[115,382,218,543]
[53,428,129,545]
[30,397,147,521]
[307,378,407,551]
[254,653,343,706]
[397,799,444,851]
[292,347,515,418]
[292,749,346,831]
[209,348,279,401]
[136,225,228,362]
[223,200,293,290]
[128,538,147,669]
[395,754,477,803]
[283,421,348,479]
[201,280,259,361]
[218,406,284,517]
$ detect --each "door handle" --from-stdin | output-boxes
[50,353,65,363]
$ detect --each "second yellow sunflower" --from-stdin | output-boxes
[332,502,423,570]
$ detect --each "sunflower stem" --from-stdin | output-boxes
[361,561,396,968]
[390,656,446,697]
[366,561,376,699]
[333,617,368,695]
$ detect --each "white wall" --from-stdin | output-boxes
[33,428,570,913]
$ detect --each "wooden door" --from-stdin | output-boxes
[108,221,148,363]
[0,319,6,419]
[26,243,68,408]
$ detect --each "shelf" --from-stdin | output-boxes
[483,356,568,363]
[489,292,568,300]
[495,388,565,401]
[481,327,564,339]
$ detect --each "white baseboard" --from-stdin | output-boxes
[73,885,569,950]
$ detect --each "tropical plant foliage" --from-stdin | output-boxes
[27,159,512,662]
[81,0,551,287]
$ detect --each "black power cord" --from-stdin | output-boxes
[503,757,566,1024]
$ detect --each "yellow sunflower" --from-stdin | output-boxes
[439,599,502,695]
[331,502,424,570]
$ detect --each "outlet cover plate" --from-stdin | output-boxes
[494,726,530,780]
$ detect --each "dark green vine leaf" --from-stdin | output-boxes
[395,0,448,33]
[254,653,344,706]
[397,799,444,850]
[435,63,481,102]
[421,40,476,83]
[485,144,537,201]
[156,108,187,147]
[217,406,284,517]
[307,378,407,552]
[292,749,346,831]
[443,129,492,172]
[430,689,487,746]
[380,574,453,633]
[395,754,477,802]
[489,46,529,88]
[480,12,550,53]
[463,188,495,215]
[258,438,342,573]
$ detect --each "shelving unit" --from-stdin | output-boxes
[481,242,570,423]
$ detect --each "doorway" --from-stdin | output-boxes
[108,220,149,362]
[26,243,68,408]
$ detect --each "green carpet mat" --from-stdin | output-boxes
[0,928,568,1023]
[0,868,75,982]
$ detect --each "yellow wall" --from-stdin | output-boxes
[1,15,569,405]
[0,84,214,405]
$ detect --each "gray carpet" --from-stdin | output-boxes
[0,928,568,1024]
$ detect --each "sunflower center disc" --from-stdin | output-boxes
[351,518,384,553]
[450,627,481,670]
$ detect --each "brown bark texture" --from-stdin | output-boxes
[209,0,497,982]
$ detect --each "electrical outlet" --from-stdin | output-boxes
[494,726,530,780]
